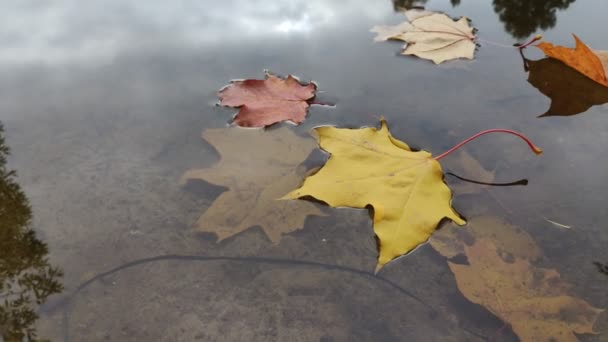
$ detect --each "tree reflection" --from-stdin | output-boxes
[392,0,427,11]
[392,0,577,39]
[0,123,63,341]
[493,0,576,39]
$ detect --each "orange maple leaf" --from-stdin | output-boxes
[536,34,608,87]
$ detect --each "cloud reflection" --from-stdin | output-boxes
[0,0,382,64]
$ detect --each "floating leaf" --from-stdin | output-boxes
[219,72,317,127]
[284,119,465,270]
[371,9,477,64]
[450,238,604,342]
[536,35,608,87]
[182,127,324,243]
[526,57,608,117]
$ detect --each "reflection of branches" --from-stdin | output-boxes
[392,0,428,11]
[0,122,63,341]
[392,0,461,11]
[392,0,577,39]
[492,0,576,39]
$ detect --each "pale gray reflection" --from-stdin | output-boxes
[0,0,387,64]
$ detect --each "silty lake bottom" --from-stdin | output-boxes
[1,0,607,341]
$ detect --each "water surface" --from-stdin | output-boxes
[1,0,607,340]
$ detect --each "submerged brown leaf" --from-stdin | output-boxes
[431,218,604,342]
[430,216,541,261]
[450,239,604,342]
[181,127,324,243]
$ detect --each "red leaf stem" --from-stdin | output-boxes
[434,129,543,161]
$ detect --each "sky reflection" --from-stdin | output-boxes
[0,0,386,64]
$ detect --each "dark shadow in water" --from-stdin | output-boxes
[392,0,576,39]
[521,49,608,117]
[594,262,608,277]
[446,172,528,187]
[0,123,63,341]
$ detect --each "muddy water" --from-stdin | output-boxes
[0,0,606,341]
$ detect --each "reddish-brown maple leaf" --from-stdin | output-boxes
[218,73,317,127]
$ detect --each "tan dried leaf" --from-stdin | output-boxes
[371,10,476,64]
[181,127,324,243]
[450,239,604,342]
[430,216,541,261]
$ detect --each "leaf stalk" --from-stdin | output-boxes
[517,35,543,49]
[434,129,543,161]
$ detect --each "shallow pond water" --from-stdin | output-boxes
[1,0,607,341]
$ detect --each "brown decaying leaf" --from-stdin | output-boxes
[218,73,317,128]
[430,216,542,262]
[181,127,325,243]
[526,57,608,117]
[536,35,608,87]
[431,218,604,342]
[449,239,604,342]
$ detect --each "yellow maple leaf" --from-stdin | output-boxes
[450,238,604,342]
[284,119,465,270]
[181,127,325,243]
